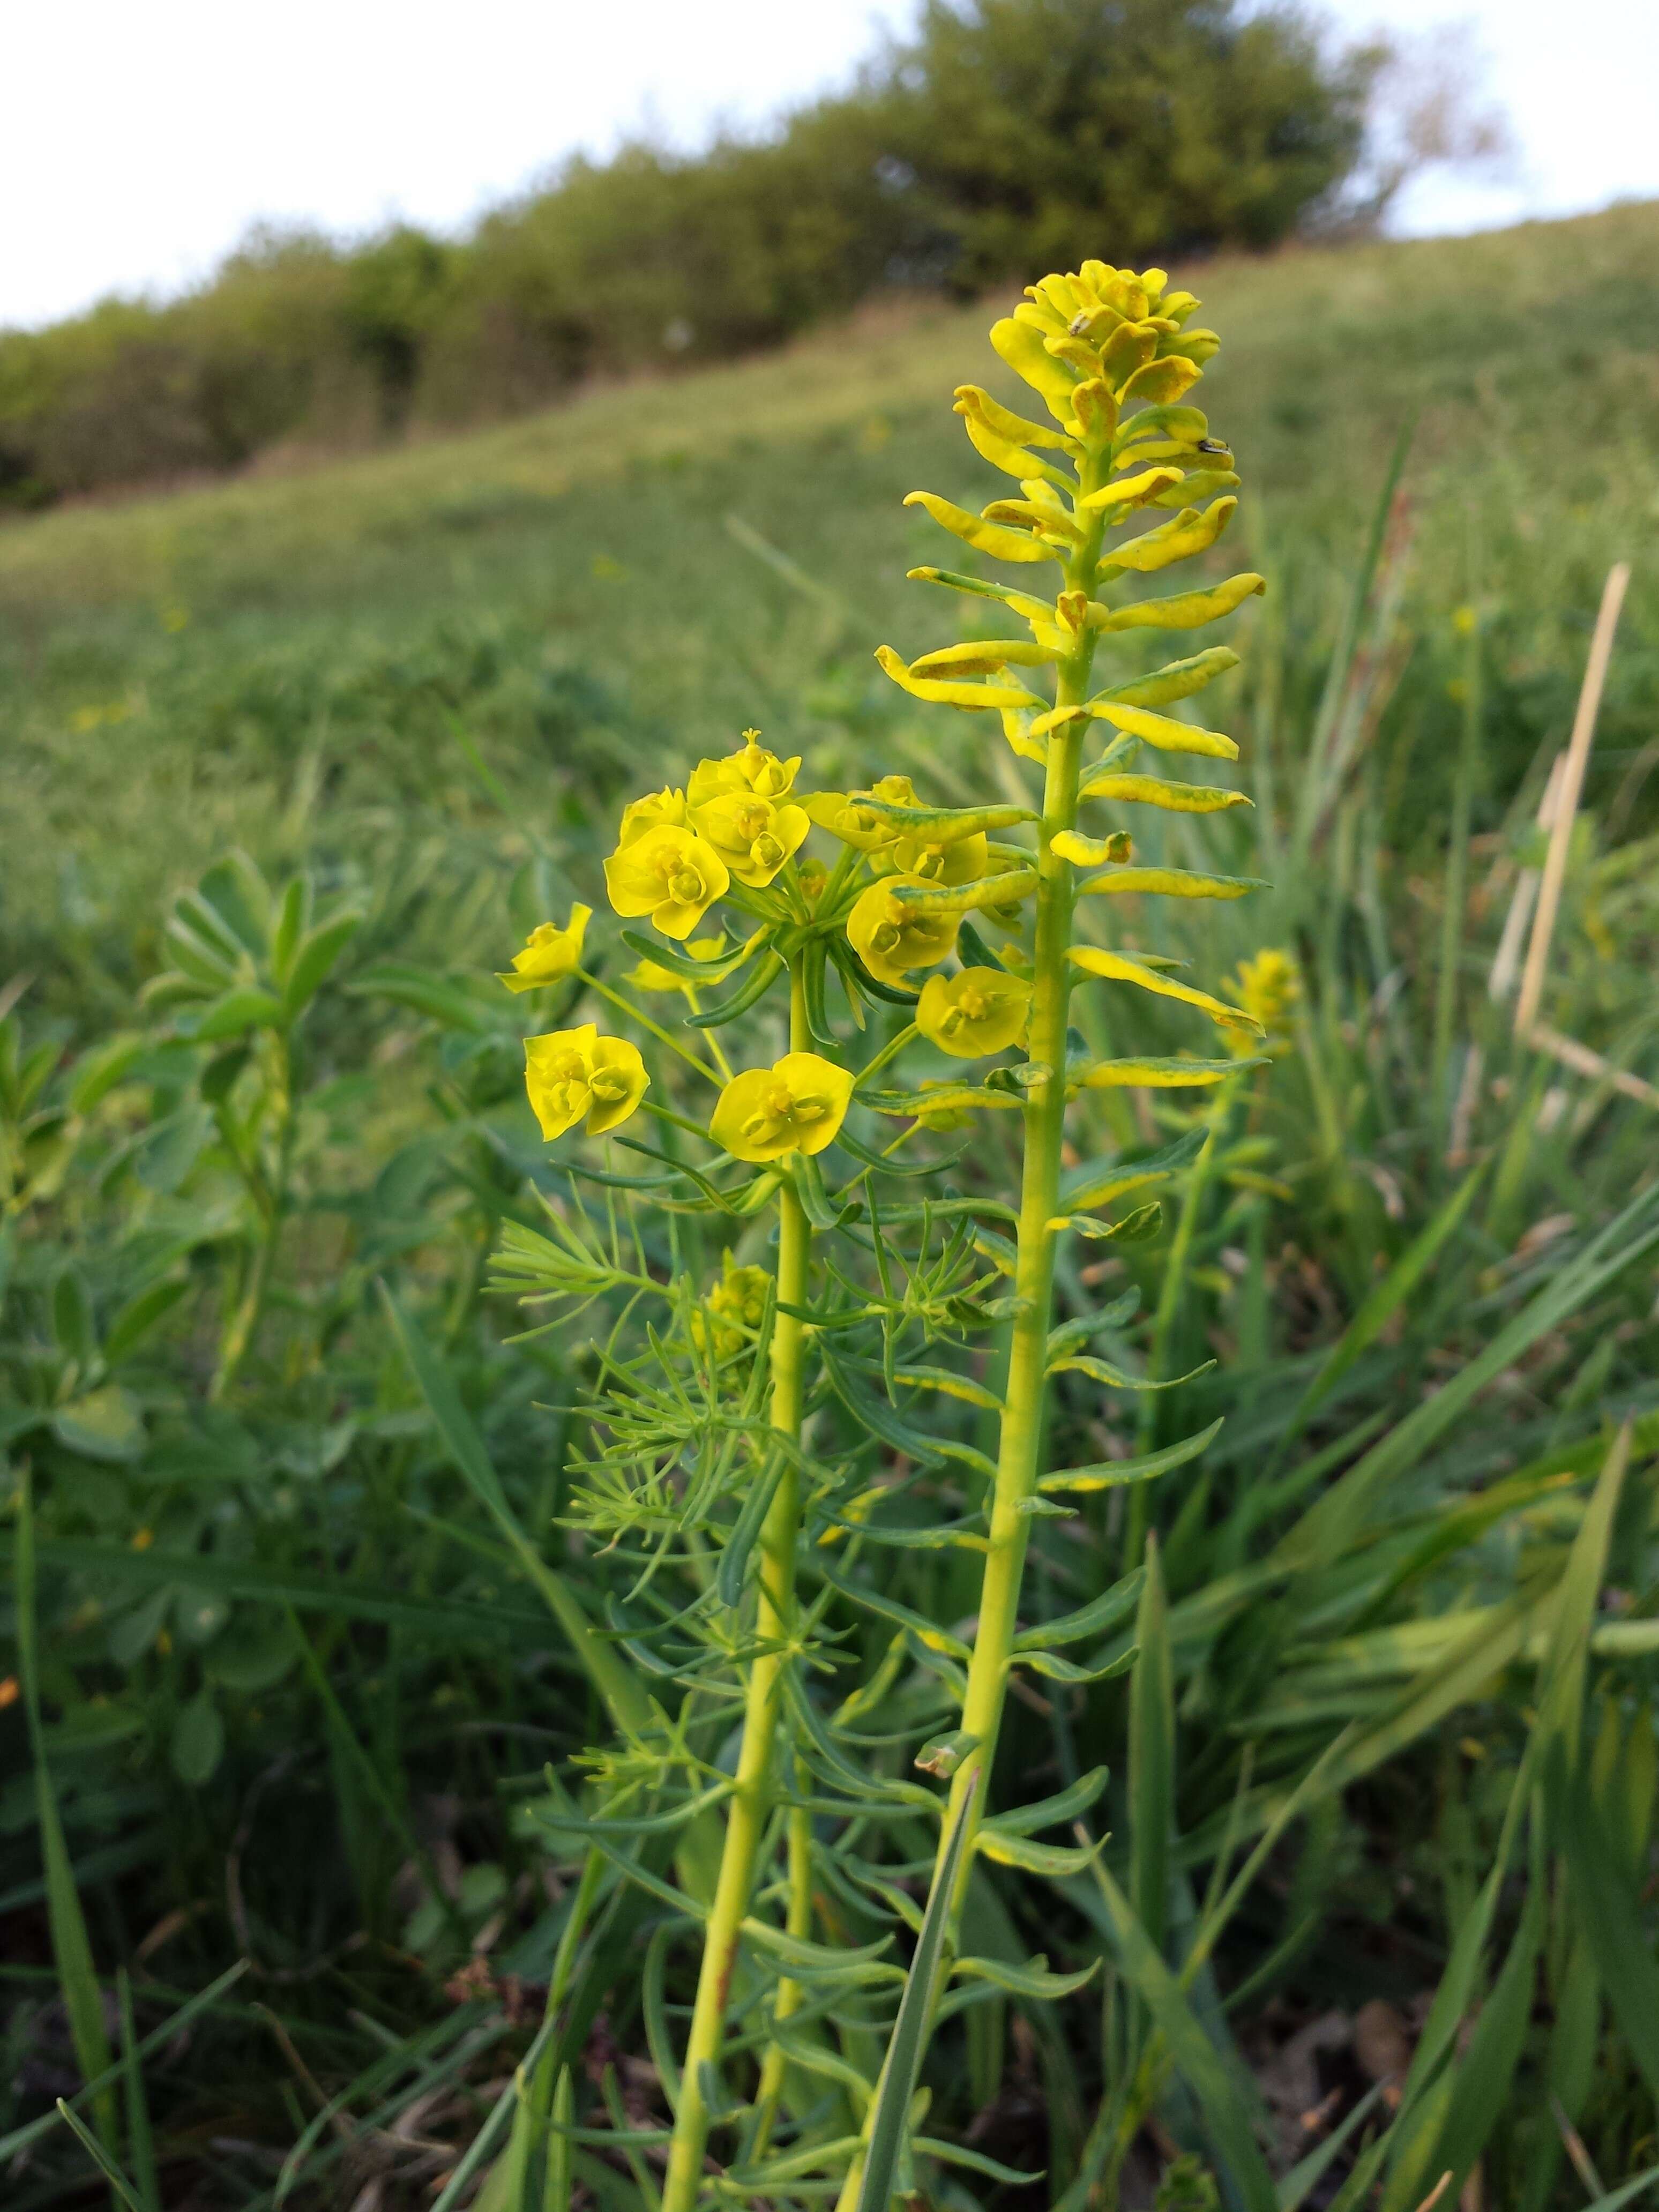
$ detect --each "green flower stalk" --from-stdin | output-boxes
[835,257,1267,2202]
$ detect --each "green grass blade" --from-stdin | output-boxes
[380,1282,653,1738]
[285,1604,471,1951]
[1275,1160,1486,1459]
[3,1534,549,1646]
[1280,1186,1659,1570]
[1384,1828,1546,2210]
[1276,2079,1388,2211]
[545,2068,574,2211]
[1559,1781,1659,2104]
[117,1970,160,2212]
[1129,1533,1173,1962]
[1579,2166,1659,2212]
[0,1962,248,2166]
[54,2101,144,2212]
[1430,581,1483,1124]
[854,1774,980,2212]
[1081,1858,1277,2212]
[1537,1423,1632,1775]
[16,1470,117,2152]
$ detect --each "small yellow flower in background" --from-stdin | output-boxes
[691,1251,773,1355]
[498,905,592,993]
[604,823,730,940]
[711,1051,854,1163]
[525,1024,649,1139]
[846,879,960,987]
[1231,948,1301,1057]
[690,790,811,888]
[687,731,800,805]
[917,968,1032,1059]
[617,787,687,848]
[624,935,726,996]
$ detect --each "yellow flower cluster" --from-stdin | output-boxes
[690,1252,773,1356]
[603,733,809,939]
[524,1024,648,1139]
[508,717,1048,1164]
[916,968,1032,1059]
[710,1052,853,1164]
[499,905,591,991]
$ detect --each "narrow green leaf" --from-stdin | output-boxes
[1083,1860,1277,2212]
[1037,1419,1223,1497]
[53,2102,144,2212]
[1130,1535,1174,1959]
[1280,1160,1487,1452]
[380,1283,650,1739]
[16,1474,117,2151]
[854,1774,980,2212]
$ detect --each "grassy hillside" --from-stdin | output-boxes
[8,208,1659,2210]
[4,201,1657,998]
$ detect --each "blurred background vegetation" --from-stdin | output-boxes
[0,0,1460,511]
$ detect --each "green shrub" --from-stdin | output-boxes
[0,0,1378,504]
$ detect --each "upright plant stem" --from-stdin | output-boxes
[835,520,1103,2212]
[660,972,813,2212]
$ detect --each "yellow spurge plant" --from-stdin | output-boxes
[485,258,1267,2212]
[810,252,1269,2209]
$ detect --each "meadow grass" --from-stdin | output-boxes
[4,199,1658,992]
[3,206,1659,2211]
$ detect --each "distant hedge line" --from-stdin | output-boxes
[0,0,1377,507]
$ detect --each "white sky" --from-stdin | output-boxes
[4,0,1657,331]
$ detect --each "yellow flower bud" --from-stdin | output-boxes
[709,1051,854,1163]
[617,787,686,848]
[916,968,1032,1060]
[846,878,960,987]
[524,1023,649,1140]
[1230,948,1301,1058]
[498,905,592,993]
[689,791,811,888]
[603,823,730,940]
[690,1251,773,1355]
[687,731,802,806]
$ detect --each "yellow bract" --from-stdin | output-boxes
[806,777,919,853]
[846,878,961,987]
[687,731,801,805]
[524,1023,649,1140]
[498,904,592,992]
[690,791,810,888]
[691,1252,773,1355]
[875,827,988,887]
[604,823,730,940]
[916,968,1032,1060]
[710,1051,854,1163]
[623,935,727,996]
